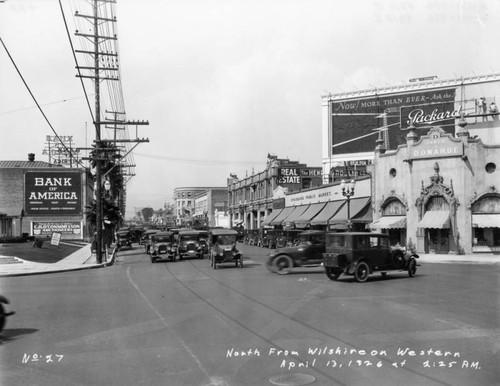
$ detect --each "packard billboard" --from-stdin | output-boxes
[330,88,457,155]
[25,171,82,216]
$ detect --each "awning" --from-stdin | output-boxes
[295,202,328,229]
[328,197,371,226]
[282,205,310,227]
[418,210,450,229]
[472,214,500,228]
[370,216,407,229]
[261,208,283,227]
[269,206,296,226]
[310,200,345,226]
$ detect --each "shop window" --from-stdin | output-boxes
[389,168,397,178]
[485,163,496,174]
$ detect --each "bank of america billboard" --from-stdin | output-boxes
[25,171,82,216]
[330,88,457,155]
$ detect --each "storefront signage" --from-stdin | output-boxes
[278,168,301,184]
[300,168,322,177]
[410,132,463,160]
[33,221,82,236]
[286,178,372,206]
[25,171,82,216]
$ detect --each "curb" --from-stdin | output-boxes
[0,245,118,278]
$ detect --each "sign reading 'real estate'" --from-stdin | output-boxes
[25,171,82,216]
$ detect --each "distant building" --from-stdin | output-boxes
[193,188,229,228]
[227,154,322,229]
[173,186,227,227]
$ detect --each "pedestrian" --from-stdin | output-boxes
[91,233,98,262]
[489,101,498,114]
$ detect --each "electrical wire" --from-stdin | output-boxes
[0,36,87,170]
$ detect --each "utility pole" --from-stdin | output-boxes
[75,0,148,263]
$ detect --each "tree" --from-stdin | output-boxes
[86,142,125,243]
[141,207,154,223]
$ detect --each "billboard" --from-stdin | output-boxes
[330,88,457,155]
[25,171,82,216]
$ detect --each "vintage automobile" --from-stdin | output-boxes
[176,230,204,260]
[142,229,159,254]
[0,295,15,332]
[197,230,209,258]
[322,232,419,283]
[116,228,133,250]
[209,229,243,269]
[266,230,326,274]
[149,231,176,263]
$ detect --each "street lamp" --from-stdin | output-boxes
[340,179,356,231]
[104,179,111,194]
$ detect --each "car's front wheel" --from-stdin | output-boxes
[325,267,342,281]
[354,261,370,283]
[408,258,417,277]
[274,255,293,275]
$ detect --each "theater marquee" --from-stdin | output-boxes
[409,129,464,160]
[25,171,82,216]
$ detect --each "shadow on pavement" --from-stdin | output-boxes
[0,328,38,344]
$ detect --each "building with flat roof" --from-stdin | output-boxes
[0,154,93,240]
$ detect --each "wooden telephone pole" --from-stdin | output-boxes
[75,0,148,263]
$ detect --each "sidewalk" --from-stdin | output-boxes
[417,252,500,264]
[0,243,116,277]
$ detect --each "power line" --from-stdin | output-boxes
[0,36,87,170]
[0,94,94,115]
[134,152,264,166]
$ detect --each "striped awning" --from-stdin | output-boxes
[269,206,296,226]
[310,200,345,226]
[370,216,407,229]
[472,214,500,228]
[282,205,310,227]
[261,209,283,227]
[295,203,328,229]
[418,210,450,229]
[328,197,371,226]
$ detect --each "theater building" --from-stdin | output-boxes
[0,154,93,240]
[322,74,500,254]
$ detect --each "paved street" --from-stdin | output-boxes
[0,243,498,386]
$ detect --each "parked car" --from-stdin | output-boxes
[150,232,176,263]
[209,229,243,269]
[177,230,204,260]
[116,228,133,250]
[322,232,419,282]
[266,230,326,274]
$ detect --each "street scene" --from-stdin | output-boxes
[1,242,499,386]
[1,1,500,385]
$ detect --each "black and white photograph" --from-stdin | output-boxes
[1,0,499,385]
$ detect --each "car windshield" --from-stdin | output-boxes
[181,235,198,242]
[326,235,345,247]
[217,235,236,244]
[298,235,312,245]
[153,236,171,243]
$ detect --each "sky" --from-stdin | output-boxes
[1,0,500,219]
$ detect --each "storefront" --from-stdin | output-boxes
[372,122,500,254]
